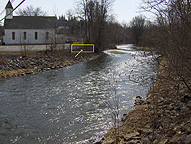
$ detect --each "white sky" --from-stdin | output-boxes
[0,0,153,25]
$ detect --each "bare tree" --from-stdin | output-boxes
[141,0,191,92]
[66,9,74,21]
[130,15,145,45]
[16,5,47,16]
[77,0,114,52]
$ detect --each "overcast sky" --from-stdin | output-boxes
[0,0,152,24]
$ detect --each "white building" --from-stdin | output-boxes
[3,1,57,45]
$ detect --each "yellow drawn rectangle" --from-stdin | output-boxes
[71,44,94,53]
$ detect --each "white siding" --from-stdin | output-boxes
[3,29,55,45]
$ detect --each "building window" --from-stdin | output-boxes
[46,32,49,40]
[35,32,38,40]
[12,32,15,40]
[24,32,26,40]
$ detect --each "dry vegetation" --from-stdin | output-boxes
[103,57,191,144]
[102,1,191,141]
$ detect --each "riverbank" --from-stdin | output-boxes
[101,57,191,144]
[0,50,100,79]
[135,46,155,51]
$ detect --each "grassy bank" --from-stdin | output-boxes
[102,57,191,144]
[0,50,100,79]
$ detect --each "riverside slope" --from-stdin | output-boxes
[102,57,191,144]
[0,50,100,79]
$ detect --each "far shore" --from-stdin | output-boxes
[0,49,100,79]
[135,46,156,51]
[0,43,117,80]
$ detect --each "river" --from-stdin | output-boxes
[0,44,158,144]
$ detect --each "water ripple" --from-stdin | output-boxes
[0,44,158,143]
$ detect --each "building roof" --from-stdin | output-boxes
[4,16,57,29]
[5,0,13,9]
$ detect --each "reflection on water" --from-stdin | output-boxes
[0,44,158,143]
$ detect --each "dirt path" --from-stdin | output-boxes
[0,44,70,51]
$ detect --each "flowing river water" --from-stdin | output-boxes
[0,44,158,144]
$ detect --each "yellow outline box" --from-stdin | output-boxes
[71,44,94,53]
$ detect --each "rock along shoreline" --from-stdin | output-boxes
[0,50,100,79]
[99,57,191,144]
